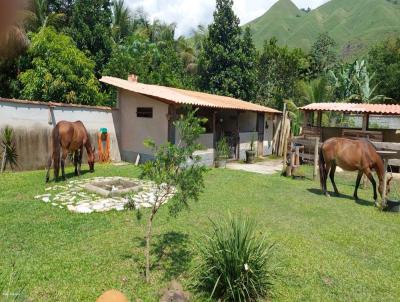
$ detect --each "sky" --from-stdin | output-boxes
[126,0,330,36]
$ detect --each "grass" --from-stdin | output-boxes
[1,163,400,301]
[246,0,400,59]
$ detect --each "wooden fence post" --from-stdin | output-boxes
[313,137,319,180]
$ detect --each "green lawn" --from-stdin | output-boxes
[1,164,400,301]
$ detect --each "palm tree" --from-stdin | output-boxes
[111,0,131,43]
[28,0,65,31]
[176,36,197,74]
[298,77,331,105]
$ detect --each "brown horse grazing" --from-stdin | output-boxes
[46,121,95,182]
[319,138,392,205]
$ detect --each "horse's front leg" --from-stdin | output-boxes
[353,171,363,200]
[79,147,83,176]
[74,151,79,176]
[365,169,378,204]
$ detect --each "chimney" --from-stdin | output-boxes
[128,74,138,83]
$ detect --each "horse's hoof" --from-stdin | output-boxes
[334,192,340,197]
[325,193,331,198]
[354,195,359,201]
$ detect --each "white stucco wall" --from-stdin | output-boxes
[118,90,169,162]
[0,100,121,171]
[239,111,257,133]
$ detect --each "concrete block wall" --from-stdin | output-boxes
[0,99,121,171]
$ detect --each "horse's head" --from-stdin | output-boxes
[378,176,393,198]
[88,147,95,172]
[386,176,393,196]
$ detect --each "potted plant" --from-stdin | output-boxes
[246,135,257,164]
[215,136,230,168]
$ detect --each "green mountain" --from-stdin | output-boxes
[246,0,400,59]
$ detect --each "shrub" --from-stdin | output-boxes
[216,136,230,159]
[194,215,275,301]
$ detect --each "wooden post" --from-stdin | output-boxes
[236,111,240,160]
[167,105,177,144]
[317,111,322,127]
[295,146,300,166]
[257,113,265,157]
[313,137,320,180]
[382,158,389,208]
[362,113,369,132]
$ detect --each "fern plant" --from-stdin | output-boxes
[194,215,275,301]
[1,127,18,172]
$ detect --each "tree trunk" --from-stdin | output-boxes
[145,208,156,283]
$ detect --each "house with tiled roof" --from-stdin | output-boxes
[101,75,281,165]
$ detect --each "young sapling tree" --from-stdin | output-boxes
[140,108,208,282]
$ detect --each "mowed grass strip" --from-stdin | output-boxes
[0,164,399,301]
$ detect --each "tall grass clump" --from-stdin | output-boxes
[194,215,275,301]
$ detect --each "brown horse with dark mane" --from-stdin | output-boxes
[46,121,95,182]
[319,138,392,205]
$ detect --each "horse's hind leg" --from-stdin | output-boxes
[45,156,52,183]
[353,171,363,200]
[324,162,332,197]
[329,165,339,196]
[61,149,68,181]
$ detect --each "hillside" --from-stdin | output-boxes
[246,0,400,59]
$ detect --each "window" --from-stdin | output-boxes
[137,107,153,118]
[369,115,400,130]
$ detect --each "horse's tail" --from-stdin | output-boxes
[318,145,326,191]
[52,124,61,179]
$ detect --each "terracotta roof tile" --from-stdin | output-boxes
[100,76,281,114]
[300,103,400,115]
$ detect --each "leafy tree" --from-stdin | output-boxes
[368,37,400,103]
[47,0,75,21]
[310,32,337,76]
[240,27,258,102]
[18,27,104,105]
[111,0,131,43]
[104,33,187,88]
[0,58,21,98]
[69,0,113,75]
[257,38,308,109]
[28,0,66,32]
[140,108,208,282]
[198,0,255,101]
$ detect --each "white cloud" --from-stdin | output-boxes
[126,0,330,36]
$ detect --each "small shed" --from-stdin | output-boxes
[101,76,282,166]
[300,103,400,143]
